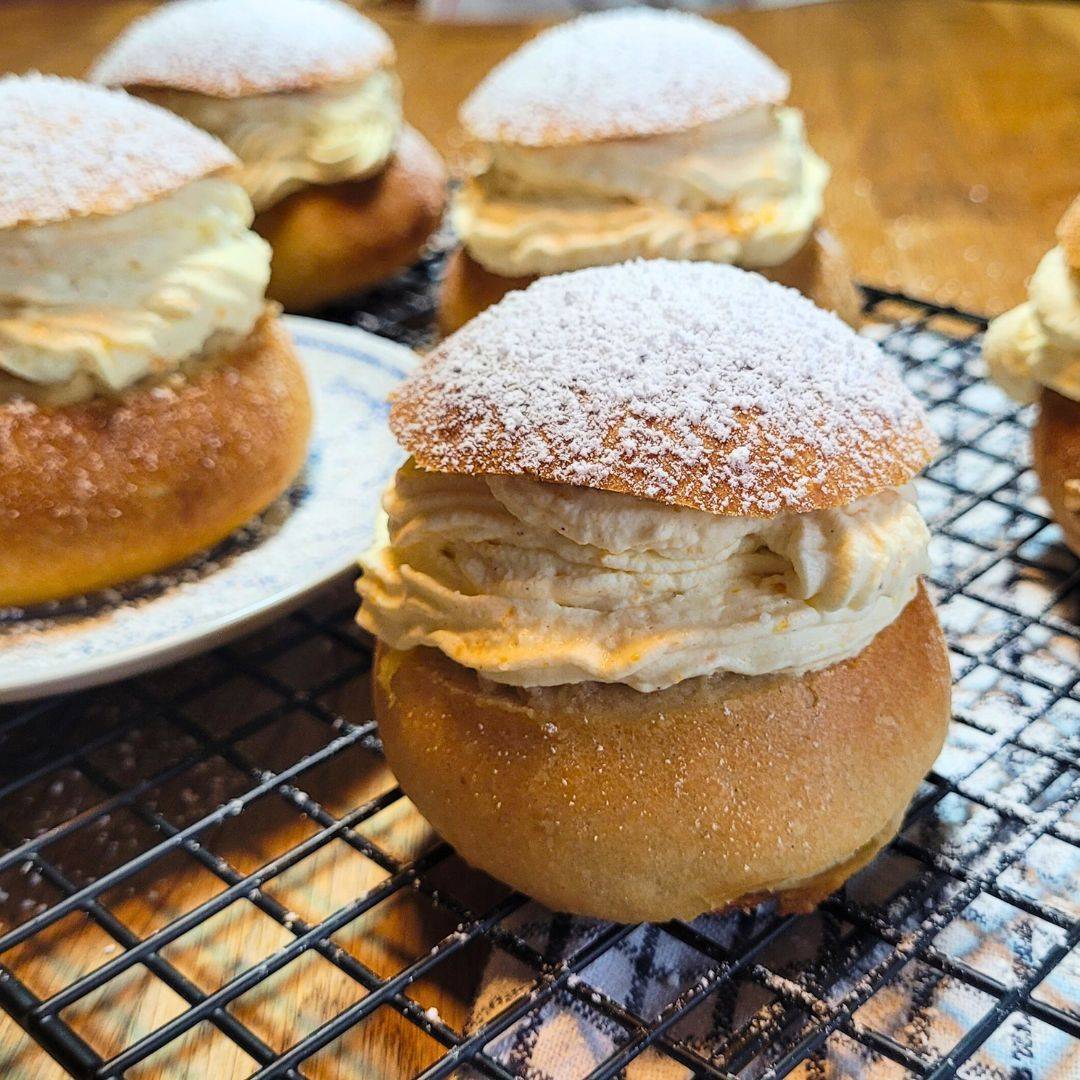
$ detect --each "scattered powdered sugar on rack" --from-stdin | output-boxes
[91,0,394,97]
[460,9,790,147]
[0,75,235,230]
[391,261,938,517]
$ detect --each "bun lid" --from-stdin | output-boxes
[0,74,236,231]
[1056,194,1080,270]
[390,261,937,518]
[91,0,394,98]
[460,9,789,148]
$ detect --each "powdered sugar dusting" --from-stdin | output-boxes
[461,10,789,147]
[391,261,938,517]
[91,0,394,97]
[0,75,235,230]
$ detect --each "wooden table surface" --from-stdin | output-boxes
[0,3,1078,1077]
[3,0,1079,315]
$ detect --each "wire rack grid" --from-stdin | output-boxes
[0,280,1077,1080]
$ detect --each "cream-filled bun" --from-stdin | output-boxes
[984,195,1080,554]
[92,0,446,311]
[361,261,949,922]
[0,75,311,608]
[440,10,858,334]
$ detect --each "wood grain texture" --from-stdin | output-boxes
[0,3,1076,1076]
[2,0,1076,313]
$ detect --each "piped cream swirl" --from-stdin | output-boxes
[144,69,402,212]
[0,177,270,401]
[984,245,1080,403]
[358,461,930,693]
[453,106,827,277]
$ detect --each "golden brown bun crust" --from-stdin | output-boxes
[1034,388,1080,557]
[438,247,537,338]
[258,126,446,312]
[375,585,950,923]
[763,229,862,329]
[0,314,311,608]
[1057,194,1080,269]
[438,229,861,336]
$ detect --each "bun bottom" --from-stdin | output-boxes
[437,228,861,336]
[0,314,311,608]
[258,125,447,312]
[374,585,950,923]
[760,228,862,328]
[1034,388,1080,556]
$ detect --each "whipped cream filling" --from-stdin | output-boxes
[144,69,403,212]
[453,106,828,277]
[984,245,1080,404]
[358,461,930,693]
[0,178,270,401]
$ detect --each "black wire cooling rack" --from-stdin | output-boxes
[0,279,1077,1080]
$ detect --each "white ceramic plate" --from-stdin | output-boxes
[0,316,416,705]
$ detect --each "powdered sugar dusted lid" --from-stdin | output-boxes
[91,0,394,98]
[460,9,790,147]
[0,75,236,230]
[391,261,937,517]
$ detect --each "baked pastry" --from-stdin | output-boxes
[984,195,1080,555]
[0,76,311,608]
[360,261,949,923]
[91,0,446,312]
[439,10,860,334]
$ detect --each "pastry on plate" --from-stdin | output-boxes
[439,9,859,334]
[92,0,447,312]
[984,195,1080,555]
[360,260,948,923]
[0,76,311,608]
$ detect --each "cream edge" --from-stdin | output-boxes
[0,176,271,403]
[139,68,403,212]
[984,245,1080,405]
[357,461,931,694]
[452,105,828,278]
